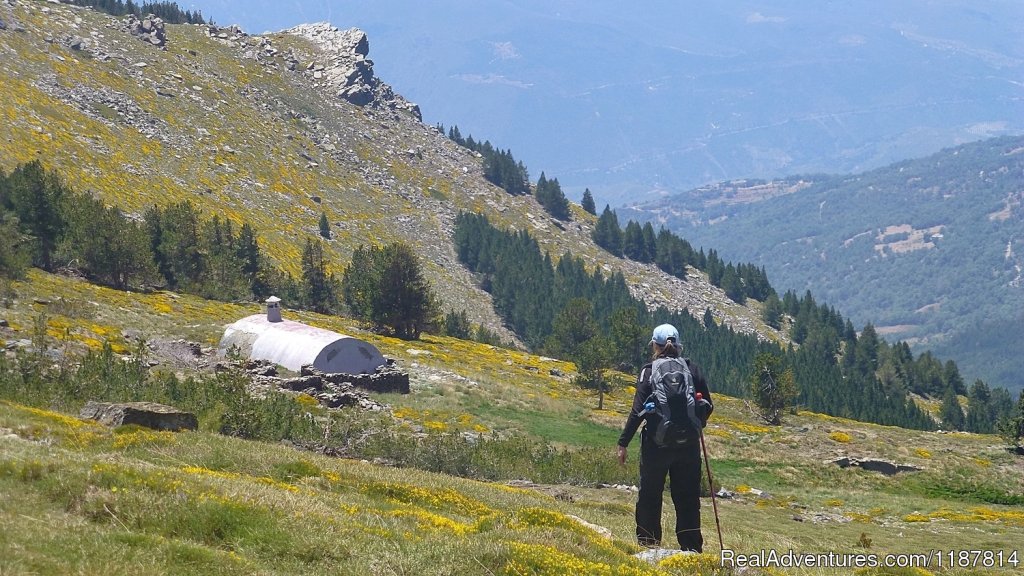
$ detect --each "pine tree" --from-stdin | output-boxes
[996,390,1024,449]
[300,238,336,313]
[60,197,156,290]
[762,293,784,329]
[318,212,331,239]
[150,201,204,291]
[374,242,439,339]
[0,213,30,279]
[965,380,993,433]
[342,242,439,339]
[235,223,265,296]
[721,264,745,303]
[622,221,647,261]
[443,310,472,339]
[750,352,798,425]
[5,160,66,271]
[581,188,596,215]
[939,386,965,431]
[609,306,646,372]
[641,223,658,263]
[592,205,622,256]
[341,244,381,320]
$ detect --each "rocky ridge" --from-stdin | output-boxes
[283,22,420,119]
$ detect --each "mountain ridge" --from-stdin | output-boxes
[623,136,1024,392]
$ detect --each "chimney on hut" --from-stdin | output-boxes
[266,296,282,322]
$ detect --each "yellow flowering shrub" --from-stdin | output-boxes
[829,431,853,443]
[362,481,493,517]
[294,393,319,409]
[181,466,300,493]
[903,513,930,522]
[503,543,656,576]
[388,508,477,537]
[659,552,724,573]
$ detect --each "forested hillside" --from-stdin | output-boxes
[625,136,1024,393]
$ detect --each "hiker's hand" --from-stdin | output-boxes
[697,399,713,426]
[616,445,627,466]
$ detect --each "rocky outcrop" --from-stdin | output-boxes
[80,401,198,431]
[207,23,247,42]
[283,23,421,120]
[239,359,405,412]
[300,362,411,394]
[122,14,166,48]
[831,457,922,476]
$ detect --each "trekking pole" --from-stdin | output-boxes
[696,393,724,552]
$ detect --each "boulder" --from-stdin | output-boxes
[80,401,197,431]
[634,549,696,564]
[566,515,613,539]
[123,14,166,48]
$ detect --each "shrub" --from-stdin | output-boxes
[829,431,853,443]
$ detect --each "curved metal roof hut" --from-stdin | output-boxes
[219,297,386,374]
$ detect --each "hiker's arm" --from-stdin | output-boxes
[691,362,714,420]
[617,367,651,448]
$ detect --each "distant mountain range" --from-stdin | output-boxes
[198,0,1024,206]
[623,136,1024,393]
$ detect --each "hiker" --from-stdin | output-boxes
[616,323,713,552]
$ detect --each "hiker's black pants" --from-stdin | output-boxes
[635,433,703,552]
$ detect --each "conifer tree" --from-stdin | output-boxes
[965,380,994,433]
[60,197,157,290]
[641,223,658,262]
[750,352,798,425]
[300,238,337,313]
[622,220,647,261]
[939,386,965,431]
[592,205,622,256]
[443,310,472,339]
[996,390,1024,449]
[721,264,745,303]
[0,213,30,279]
[375,242,440,339]
[762,293,784,329]
[534,173,571,220]
[609,306,646,372]
[581,188,596,215]
[341,242,439,339]
[318,212,331,239]
[149,201,204,291]
[5,160,66,271]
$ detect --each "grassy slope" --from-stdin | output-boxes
[1,270,1022,575]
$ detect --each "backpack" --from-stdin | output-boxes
[648,357,702,446]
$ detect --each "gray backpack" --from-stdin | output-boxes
[649,357,702,446]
